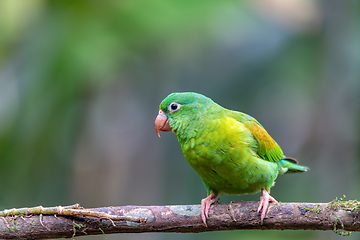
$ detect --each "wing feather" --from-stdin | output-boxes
[231,112,284,162]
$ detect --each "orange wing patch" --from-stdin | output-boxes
[243,120,283,162]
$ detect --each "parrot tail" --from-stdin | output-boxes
[277,157,309,174]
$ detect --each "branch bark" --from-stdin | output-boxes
[0,200,359,239]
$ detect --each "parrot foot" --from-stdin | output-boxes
[200,193,217,227]
[257,189,277,224]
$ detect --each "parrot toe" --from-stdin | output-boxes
[257,189,277,224]
[200,193,217,226]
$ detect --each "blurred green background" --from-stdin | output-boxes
[0,0,359,239]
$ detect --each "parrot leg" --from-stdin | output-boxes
[200,192,217,226]
[257,189,277,224]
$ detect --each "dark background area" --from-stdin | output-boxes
[0,0,359,239]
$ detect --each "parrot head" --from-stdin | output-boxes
[155,92,216,137]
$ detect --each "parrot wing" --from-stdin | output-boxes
[232,112,284,162]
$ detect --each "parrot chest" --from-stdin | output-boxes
[178,117,278,195]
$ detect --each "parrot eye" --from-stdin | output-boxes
[168,102,181,113]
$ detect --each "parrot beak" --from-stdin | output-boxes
[155,110,172,137]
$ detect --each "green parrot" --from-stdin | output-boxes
[155,92,308,226]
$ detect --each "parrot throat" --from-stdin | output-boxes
[172,118,200,143]
[170,113,208,145]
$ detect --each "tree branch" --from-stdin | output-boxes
[0,200,359,239]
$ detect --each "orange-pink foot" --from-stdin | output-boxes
[200,193,217,226]
[257,189,277,224]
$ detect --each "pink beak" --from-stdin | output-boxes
[155,110,172,137]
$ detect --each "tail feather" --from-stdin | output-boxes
[277,157,309,174]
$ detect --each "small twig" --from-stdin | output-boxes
[39,214,51,230]
[0,204,146,223]
[0,204,81,217]
[54,206,145,222]
[0,216,9,228]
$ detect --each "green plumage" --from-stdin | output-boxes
[158,92,308,197]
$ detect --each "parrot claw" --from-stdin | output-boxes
[200,193,217,227]
[257,189,277,224]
